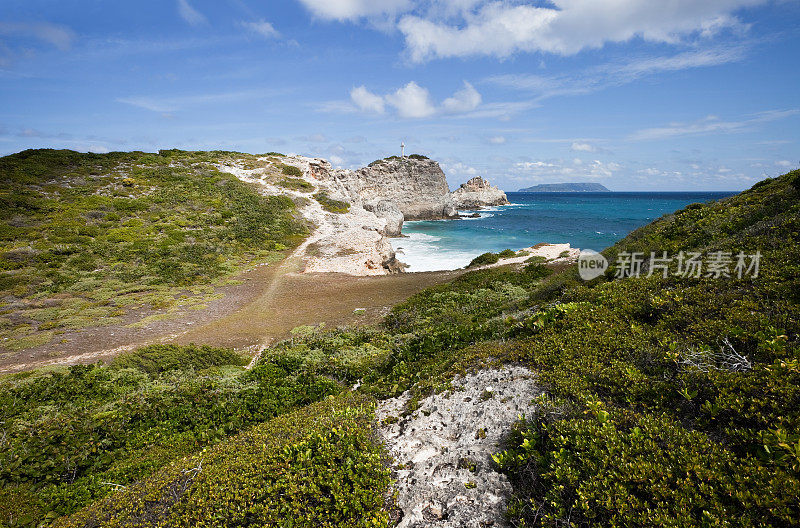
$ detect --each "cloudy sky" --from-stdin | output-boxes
[1,0,798,190]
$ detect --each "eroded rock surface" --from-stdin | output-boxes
[377,366,542,528]
[451,177,509,209]
[325,157,459,221]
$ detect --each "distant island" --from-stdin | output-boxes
[517,182,611,192]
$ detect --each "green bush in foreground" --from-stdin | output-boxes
[55,392,389,528]
[109,344,247,375]
[0,345,341,526]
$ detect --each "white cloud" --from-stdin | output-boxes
[630,109,799,141]
[177,0,207,27]
[297,0,411,20]
[441,81,482,113]
[512,157,619,183]
[445,162,480,176]
[488,136,506,144]
[350,85,386,114]
[0,22,75,50]
[571,141,596,152]
[399,0,766,62]
[385,81,437,118]
[487,47,745,102]
[776,160,793,167]
[347,81,485,118]
[242,20,280,38]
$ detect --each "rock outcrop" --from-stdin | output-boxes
[217,154,509,276]
[378,366,541,528]
[364,200,404,237]
[451,176,509,209]
[320,157,459,221]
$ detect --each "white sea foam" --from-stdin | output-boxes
[391,233,480,272]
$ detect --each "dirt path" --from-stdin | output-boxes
[0,250,462,374]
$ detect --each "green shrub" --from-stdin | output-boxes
[525,255,547,264]
[0,345,341,526]
[110,344,246,375]
[314,192,350,213]
[790,170,800,193]
[280,164,303,177]
[56,393,390,528]
[497,248,516,258]
[278,177,314,192]
[408,154,429,160]
[467,252,500,267]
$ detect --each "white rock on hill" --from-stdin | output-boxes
[377,366,542,528]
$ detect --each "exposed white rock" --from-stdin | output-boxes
[215,156,401,276]
[321,157,459,221]
[364,199,404,237]
[377,366,543,528]
[451,176,509,210]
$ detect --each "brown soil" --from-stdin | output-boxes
[0,255,463,374]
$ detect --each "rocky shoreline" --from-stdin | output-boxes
[217,155,523,276]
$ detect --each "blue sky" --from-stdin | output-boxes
[1,0,798,191]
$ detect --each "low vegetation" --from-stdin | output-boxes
[467,248,519,267]
[313,192,350,213]
[0,149,306,351]
[279,164,304,178]
[277,177,314,192]
[1,163,798,527]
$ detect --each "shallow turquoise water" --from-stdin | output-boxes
[392,191,736,272]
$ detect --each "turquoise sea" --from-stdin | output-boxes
[392,192,736,272]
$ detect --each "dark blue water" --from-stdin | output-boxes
[391,192,735,271]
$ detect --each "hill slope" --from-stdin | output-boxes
[1,170,798,527]
[0,149,306,352]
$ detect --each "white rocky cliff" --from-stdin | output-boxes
[451,176,509,209]
[318,156,459,221]
[217,154,510,276]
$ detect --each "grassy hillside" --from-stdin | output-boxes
[1,169,798,527]
[0,149,306,351]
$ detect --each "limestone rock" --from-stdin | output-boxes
[322,157,459,221]
[364,199,404,236]
[378,366,542,528]
[451,177,509,209]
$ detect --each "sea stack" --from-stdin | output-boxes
[451,176,509,209]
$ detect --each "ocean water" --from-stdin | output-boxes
[392,192,736,272]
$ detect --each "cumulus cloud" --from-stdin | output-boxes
[242,20,280,38]
[296,0,411,20]
[385,81,437,118]
[177,0,207,26]
[345,81,485,119]
[488,136,506,144]
[398,0,766,62]
[350,85,386,114]
[571,142,596,152]
[442,81,482,113]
